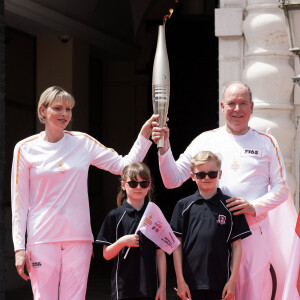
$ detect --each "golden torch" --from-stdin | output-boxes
[152,11,172,148]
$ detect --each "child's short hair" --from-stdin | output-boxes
[191,151,221,172]
[117,162,153,207]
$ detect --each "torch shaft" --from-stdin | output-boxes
[152,25,170,148]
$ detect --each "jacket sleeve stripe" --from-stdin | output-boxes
[65,131,115,152]
[255,131,287,201]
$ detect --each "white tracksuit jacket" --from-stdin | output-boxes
[11,131,152,251]
[159,126,288,224]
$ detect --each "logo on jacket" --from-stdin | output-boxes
[58,161,67,173]
[217,215,226,225]
[241,148,262,157]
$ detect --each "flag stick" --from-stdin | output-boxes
[174,287,190,300]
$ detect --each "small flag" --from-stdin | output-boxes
[124,202,180,258]
[137,202,180,254]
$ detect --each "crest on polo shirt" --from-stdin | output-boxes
[217,215,226,225]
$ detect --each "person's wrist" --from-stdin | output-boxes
[176,277,186,285]
[159,143,169,155]
[140,130,150,140]
[15,249,25,254]
[119,236,126,247]
[228,276,237,283]
[159,282,166,289]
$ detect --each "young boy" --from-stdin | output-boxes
[171,151,251,300]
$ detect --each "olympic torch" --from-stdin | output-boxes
[152,24,170,148]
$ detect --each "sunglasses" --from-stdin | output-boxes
[126,180,150,189]
[194,171,219,180]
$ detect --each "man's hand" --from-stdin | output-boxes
[226,197,256,216]
[151,122,170,155]
[15,249,30,281]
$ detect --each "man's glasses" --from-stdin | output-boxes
[194,171,219,180]
[126,180,150,189]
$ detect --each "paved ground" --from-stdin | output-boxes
[6,257,179,300]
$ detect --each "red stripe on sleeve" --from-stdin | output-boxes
[296,212,300,238]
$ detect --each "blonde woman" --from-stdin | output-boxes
[11,86,156,300]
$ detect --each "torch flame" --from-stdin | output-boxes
[163,8,174,26]
[162,0,179,26]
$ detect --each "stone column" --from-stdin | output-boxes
[243,0,296,203]
[294,58,300,210]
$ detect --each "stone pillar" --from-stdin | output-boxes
[294,58,300,210]
[243,0,296,203]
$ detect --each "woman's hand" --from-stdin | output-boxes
[15,249,30,281]
[140,114,160,140]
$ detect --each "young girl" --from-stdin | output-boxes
[96,162,166,300]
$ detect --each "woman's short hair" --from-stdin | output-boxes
[37,86,75,124]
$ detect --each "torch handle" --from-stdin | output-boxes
[157,137,164,148]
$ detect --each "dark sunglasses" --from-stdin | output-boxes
[194,171,219,180]
[126,180,150,189]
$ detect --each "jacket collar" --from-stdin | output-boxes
[192,188,223,207]
[122,199,148,214]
